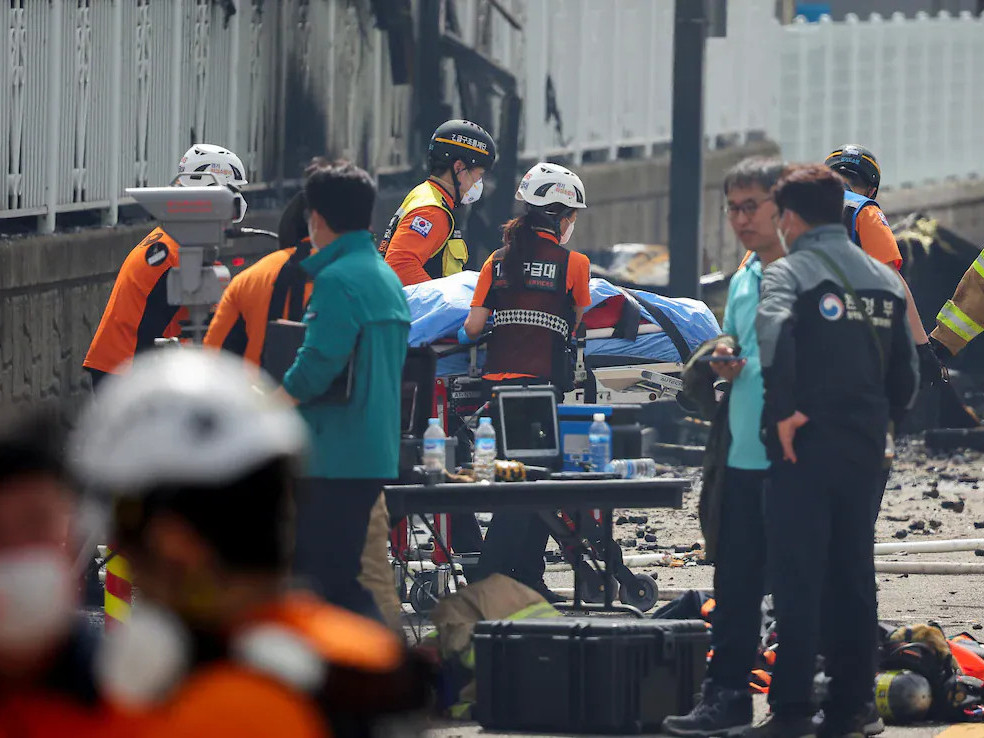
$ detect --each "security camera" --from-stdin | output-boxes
[126,175,242,343]
[125,179,239,248]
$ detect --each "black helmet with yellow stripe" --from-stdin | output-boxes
[825,144,881,196]
[428,120,497,172]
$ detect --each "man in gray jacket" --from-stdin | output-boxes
[747,164,918,738]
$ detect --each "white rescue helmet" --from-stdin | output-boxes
[515,162,587,211]
[176,144,249,223]
[71,348,308,495]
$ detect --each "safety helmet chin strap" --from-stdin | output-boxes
[450,162,464,205]
[527,204,571,239]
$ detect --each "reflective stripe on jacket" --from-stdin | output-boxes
[932,249,984,355]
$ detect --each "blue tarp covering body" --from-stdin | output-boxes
[404,271,720,376]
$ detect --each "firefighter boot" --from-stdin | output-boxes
[662,680,753,737]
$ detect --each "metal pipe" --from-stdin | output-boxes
[227,1,241,151]
[105,0,123,226]
[874,539,984,555]
[43,0,65,233]
[875,561,984,575]
[170,0,183,160]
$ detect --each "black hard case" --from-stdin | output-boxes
[473,618,709,734]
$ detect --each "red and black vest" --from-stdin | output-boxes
[483,234,575,388]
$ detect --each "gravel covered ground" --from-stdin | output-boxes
[424,437,984,738]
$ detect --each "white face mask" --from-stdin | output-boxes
[776,226,789,254]
[231,189,248,224]
[560,220,575,245]
[96,602,192,708]
[0,547,75,654]
[460,178,483,205]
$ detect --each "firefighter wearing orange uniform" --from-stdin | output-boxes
[460,163,589,603]
[203,192,313,365]
[740,147,943,386]
[378,120,496,286]
[71,350,431,738]
[83,144,249,388]
[824,144,943,386]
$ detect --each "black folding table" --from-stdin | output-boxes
[384,477,690,616]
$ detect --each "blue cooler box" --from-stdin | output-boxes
[558,404,649,471]
[557,405,613,471]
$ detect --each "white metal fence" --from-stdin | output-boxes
[777,11,984,190]
[0,0,410,232]
[3,1,984,232]
[517,0,780,162]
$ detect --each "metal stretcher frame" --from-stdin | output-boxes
[384,478,689,616]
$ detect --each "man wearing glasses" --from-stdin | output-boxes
[663,157,786,738]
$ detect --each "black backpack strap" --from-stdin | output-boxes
[610,292,641,341]
[625,288,693,362]
[268,242,313,323]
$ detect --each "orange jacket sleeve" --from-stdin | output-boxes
[203,276,245,353]
[567,252,592,307]
[384,205,452,286]
[471,256,495,307]
[856,206,903,269]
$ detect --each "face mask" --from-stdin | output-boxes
[560,220,575,245]
[776,226,789,255]
[96,602,192,708]
[460,178,483,205]
[0,547,75,654]
[231,188,247,224]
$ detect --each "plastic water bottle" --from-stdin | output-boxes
[608,458,659,479]
[423,418,447,472]
[588,413,612,472]
[473,417,497,482]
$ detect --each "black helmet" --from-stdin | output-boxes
[825,144,881,194]
[428,120,496,171]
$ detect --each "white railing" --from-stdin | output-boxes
[776,11,984,190]
[4,2,984,233]
[518,0,780,162]
[0,0,411,232]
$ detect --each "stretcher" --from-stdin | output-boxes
[390,273,717,618]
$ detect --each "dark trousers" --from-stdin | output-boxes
[706,467,768,690]
[294,477,386,622]
[474,512,551,588]
[85,367,108,391]
[470,376,557,589]
[766,428,881,721]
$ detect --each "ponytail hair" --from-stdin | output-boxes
[501,215,535,287]
[501,204,574,287]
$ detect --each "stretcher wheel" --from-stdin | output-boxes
[619,573,659,612]
[576,567,617,604]
[409,578,438,615]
